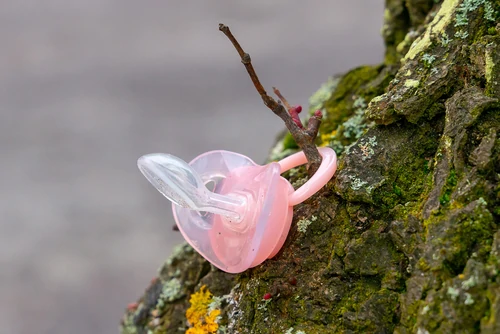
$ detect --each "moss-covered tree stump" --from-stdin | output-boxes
[121,0,500,333]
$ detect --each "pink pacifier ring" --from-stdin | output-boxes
[279,147,337,206]
[264,146,337,260]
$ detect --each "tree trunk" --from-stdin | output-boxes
[121,0,500,333]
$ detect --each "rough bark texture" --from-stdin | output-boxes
[121,1,500,333]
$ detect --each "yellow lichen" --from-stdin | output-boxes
[185,285,220,334]
[404,0,460,60]
[320,130,337,147]
[485,47,494,83]
[404,79,420,88]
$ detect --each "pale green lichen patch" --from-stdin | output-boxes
[447,286,460,300]
[357,136,378,161]
[462,275,478,290]
[297,215,317,233]
[317,64,385,152]
[464,292,475,305]
[455,30,469,39]
[348,175,369,191]
[166,242,194,266]
[404,0,460,60]
[485,47,494,83]
[156,278,182,308]
[440,32,452,46]
[342,96,369,139]
[421,53,436,67]
[454,0,496,27]
[268,139,297,162]
[308,76,340,113]
[404,79,420,88]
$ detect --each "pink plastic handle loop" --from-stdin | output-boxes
[278,147,337,206]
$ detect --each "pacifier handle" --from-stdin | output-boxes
[137,154,245,220]
[279,147,337,206]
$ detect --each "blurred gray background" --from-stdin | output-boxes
[0,1,384,333]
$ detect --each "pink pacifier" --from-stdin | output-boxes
[138,147,337,273]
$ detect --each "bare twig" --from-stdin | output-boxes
[273,87,292,110]
[274,87,305,129]
[219,23,323,174]
[306,110,323,138]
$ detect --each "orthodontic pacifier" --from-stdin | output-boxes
[138,147,337,273]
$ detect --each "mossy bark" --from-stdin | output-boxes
[121,1,500,333]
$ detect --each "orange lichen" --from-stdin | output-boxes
[185,285,220,334]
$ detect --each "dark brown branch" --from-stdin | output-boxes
[219,23,323,174]
[218,24,269,107]
[306,110,323,138]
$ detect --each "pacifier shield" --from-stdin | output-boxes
[173,151,292,273]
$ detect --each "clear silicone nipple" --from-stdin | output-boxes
[137,154,245,221]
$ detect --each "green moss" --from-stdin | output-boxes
[321,65,381,133]
[282,132,299,149]
[308,76,341,112]
[422,200,496,279]
[340,288,399,332]
[337,279,380,315]
[439,169,457,205]
[317,65,392,154]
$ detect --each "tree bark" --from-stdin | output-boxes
[121,0,500,333]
